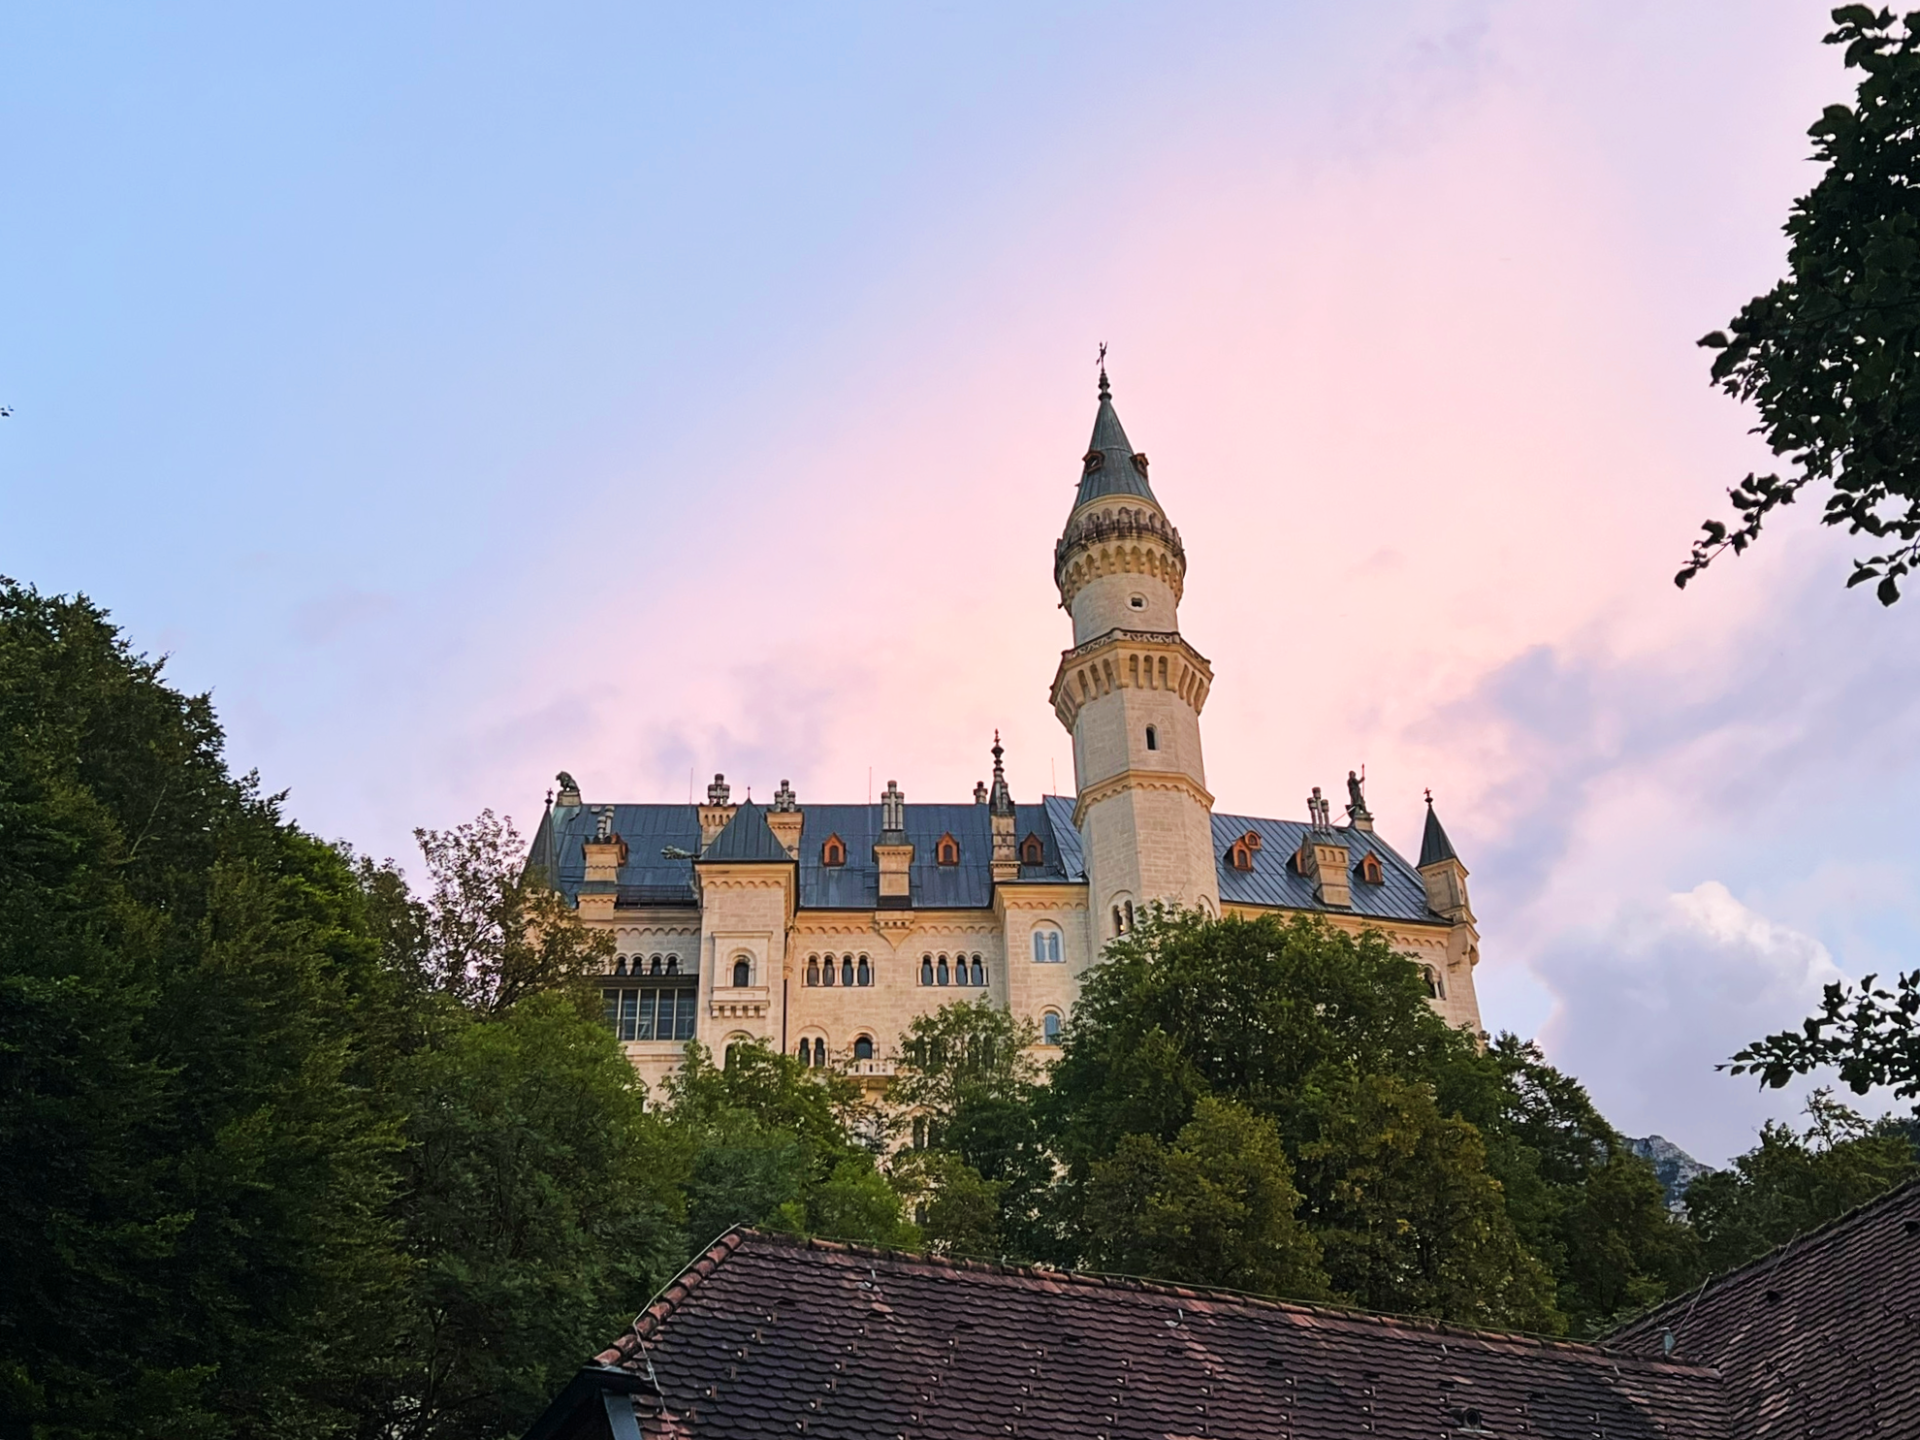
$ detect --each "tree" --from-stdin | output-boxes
[1729,966,1920,1098]
[663,1040,913,1247]
[1045,910,1561,1329]
[370,993,684,1440]
[1678,8,1920,603]
[413,811,612,1014]
[1684,1090,1917,1275]
[0,580,407,1437]
[1083,1097,1326,1298]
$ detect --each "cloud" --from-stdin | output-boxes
[1530,881,1879,1165]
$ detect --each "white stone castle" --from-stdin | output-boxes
[531,371,1485,1091]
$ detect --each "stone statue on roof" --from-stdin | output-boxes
[1346,769,1370,821]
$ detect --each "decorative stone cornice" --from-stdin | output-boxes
[709,986,770,1020]
[1049,629,1215,733]
[1055,503,1187,609]
[1072,769,1215,828]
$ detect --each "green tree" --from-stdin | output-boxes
[0,580,407,1438]
[1684,1090,1917,1276]
[890,1000,1053,1258]
[1729,966,1920,1098]
[1678,7,1920,603]
[1045,910,1560,1329]
[366,993,683,1440]
[663,1040,912,1247]
[1084,1097,1326,1298]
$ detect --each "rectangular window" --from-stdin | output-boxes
[605,986,699,1043]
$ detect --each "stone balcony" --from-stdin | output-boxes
[709,986,770,1021]
[844,1059,896,1078]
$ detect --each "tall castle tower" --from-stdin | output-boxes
[1049,369,1219,937]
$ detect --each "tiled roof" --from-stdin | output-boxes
[1606,1176,1920,1439]
[582,1230,1729,1440]
[1213,813,1438,925]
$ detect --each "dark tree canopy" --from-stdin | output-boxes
[1680,7,1920,603]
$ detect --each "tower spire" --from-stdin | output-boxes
[988,729,1015,817]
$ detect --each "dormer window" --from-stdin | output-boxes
[936,833,960,866]
[821,833,846,867]
[1019,833,1045,866]
[1228,839,1254,872]
[1358,852,1386,885]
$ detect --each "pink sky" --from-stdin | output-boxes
[6,0,1911,1161]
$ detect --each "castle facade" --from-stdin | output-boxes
[530,373,1484,1092]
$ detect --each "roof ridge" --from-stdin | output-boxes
[688,1229,1719,1371]
[598,1229,751,1364]
[1604,1170,1920,1342]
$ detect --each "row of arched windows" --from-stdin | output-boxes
[614,953,683,976]
[805,952,873,987]
[798,1034,875,1066]
[919,952,988,987]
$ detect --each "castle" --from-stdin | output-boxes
[530,371,1485,1092]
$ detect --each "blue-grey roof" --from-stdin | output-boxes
[1212,813,1438,924]
[528,796,1438,922]
[1419,802,1458,867]
[1073,377,1159,510]
[704,802,789,863]
[531,799,1082,911]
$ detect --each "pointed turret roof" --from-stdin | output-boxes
[703,802,790,863]
[1073,369,1159,510]
[987,732,1015,818]
[1418,795,1459,868]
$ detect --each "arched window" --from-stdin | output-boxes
[1125,900,1135,931]
[649,955,663,974]
[841,954,855,987]
[936,833,960,866]
[814,1037,828,1066]
[1359,852,1385,885]
[798,1037,812,1063]
[1422,965,1444,1000]
[822,833,846,867]
[970,955,986,986]
[921,955,934,985]
[732,957,752,988]
[912,1115,927,1150]
[615,956,628,975]
[852,1034,874,1061]
[1112,906,1124,937]
[1145,725,1158,751]
[1228,839,1254,871]
[1020,833,1045,866]
[822,953,836,986]
[1032,927,1063,964]
[665,955,679,975]
[856,955,871,986]
[1042,1011,1062,1045]
[805,955,820,986]
[936,954,950,985]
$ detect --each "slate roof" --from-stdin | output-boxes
[702,802,788,863]
[528,795,1440,921]
[1073,373,1158,510]
[1420,800,1459,867]
[1606,1176,1920,1440]
[573,1230,1730,1440]
[1213,813,1438,925]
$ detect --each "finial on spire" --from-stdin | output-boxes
[1097,341,1109,399]
[987,731,1015,817]
[1424,787,1434,805]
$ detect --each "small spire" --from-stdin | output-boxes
[988,730,1015,817]
[1420,791,1459,867]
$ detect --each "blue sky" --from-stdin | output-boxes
[5,1,1912,1161]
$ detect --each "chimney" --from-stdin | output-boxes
[766,779,803,858]
[874,780,913,907]
[698,772,737,849]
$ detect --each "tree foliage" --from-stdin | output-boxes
[1729,965,1920,1097]
[1680,7,1920,602]
[1684,1090,1917,1275]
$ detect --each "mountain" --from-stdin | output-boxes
[1626,1135,1713,1214]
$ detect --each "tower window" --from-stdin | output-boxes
[936,833,960,866]
[1042,1011,1062,1045]
[732,956,752,988]
[1032,927,1063,964]
[852,1034,874,1061]
[822,833,846,866]
[1020,833,1045,866]
[1128,593,1146,610]
[1144,726,1158,751]
[1421,965,1445,1000]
